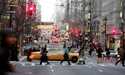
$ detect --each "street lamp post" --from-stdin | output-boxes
[121,22,124,48]
[8,0,17,30]
[9,6,13,29]
[120,18,125,49]
[120,0,125,49]
[103,17,107,50]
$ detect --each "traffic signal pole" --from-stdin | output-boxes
[121,0,125,49]
[9,6,13,28]
[103,17,107,50]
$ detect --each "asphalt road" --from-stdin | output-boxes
[7,51,125,75]
[7,61,125,75]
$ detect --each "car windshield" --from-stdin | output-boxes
[47,43,64,53]
[23,44,32,50]
[109,50,117,53]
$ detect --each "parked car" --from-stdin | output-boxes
[102,49,118,57]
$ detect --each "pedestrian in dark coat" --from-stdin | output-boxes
[106,47,110,58]
[27,48,32,62]
[115,47,125,67]
[40,44,49,65]
[10,44,19,61]
[89,43,94,56]
[0,30,17,74]
[96,45,103,63]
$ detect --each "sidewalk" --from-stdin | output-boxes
[85,54,124,67]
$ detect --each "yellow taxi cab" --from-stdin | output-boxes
[29,45,79,63]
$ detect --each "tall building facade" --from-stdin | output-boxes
[94,0,122,48]
[55,0,66,23]
[0,0,19,30]
[95,0,121,26]
[64,0,87,30]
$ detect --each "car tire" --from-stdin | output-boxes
[71,56,78,63]
[83,61,85,64]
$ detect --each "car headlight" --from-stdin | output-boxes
[30,55,34,59]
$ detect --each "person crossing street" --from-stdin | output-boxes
[60,41,71,65]
[40,44,49,65]
[115,47,125,67]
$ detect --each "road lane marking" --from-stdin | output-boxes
[98,69,103,72]
[21,63,26,66]
[26,72,32,75]
[50,65,55,72]
[99,64,105,67]
[51,69,54,72]
[50,66,53,69]
[88,66,92,68]
[31,63,36,66]
[51,64,56,66]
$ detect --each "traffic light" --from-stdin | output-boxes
[112,28,116,35]
[26,3,36,16]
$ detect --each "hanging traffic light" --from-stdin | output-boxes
[112,28,116,35]
[26,3,36,16]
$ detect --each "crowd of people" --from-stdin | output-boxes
[0,30,125,75]
[88,41,125,67]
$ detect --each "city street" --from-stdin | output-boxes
[8,56,125,75]
[8,61,125,75]
[1,0,125,75]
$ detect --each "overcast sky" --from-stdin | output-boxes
[39,0,57,22]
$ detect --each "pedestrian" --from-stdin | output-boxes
[10,44,19,61]
[60,42,71,65]
[96,45,103,63]
[0,30,17,74]
[115,47,125,67]
[40,44,49,65]
[27,48,32,62]
[89,43,94,56]
[105,47,111,62]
